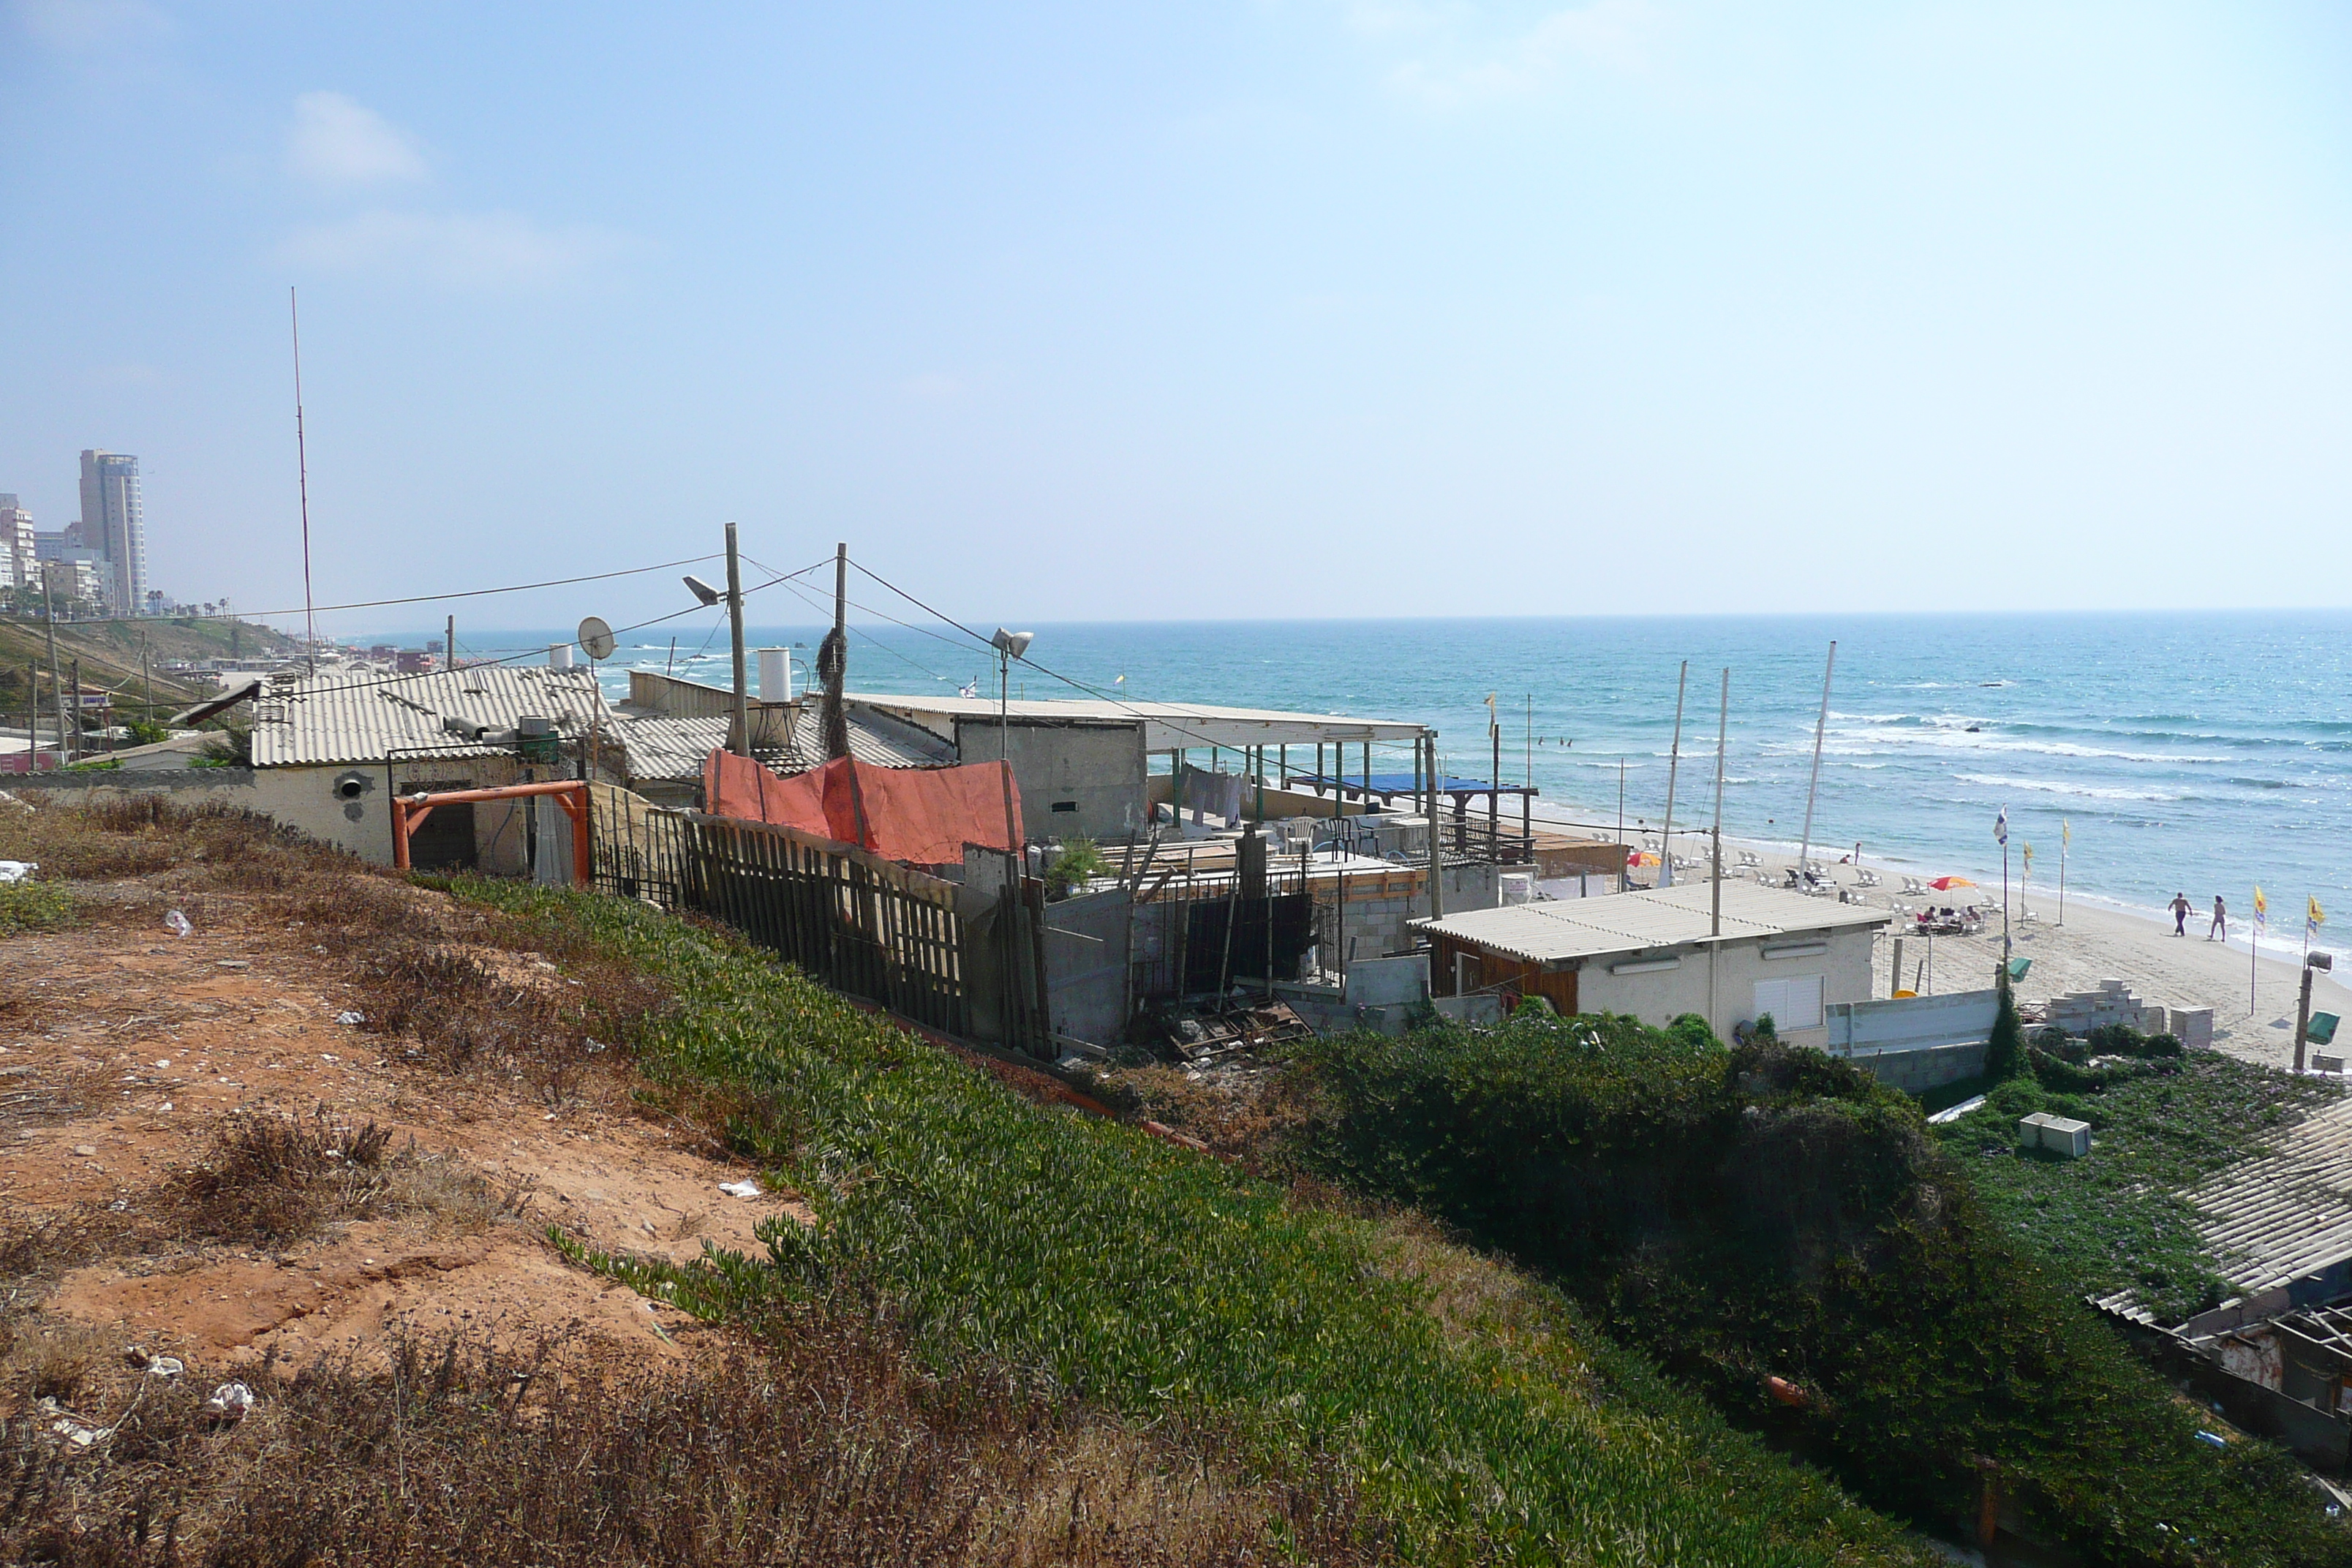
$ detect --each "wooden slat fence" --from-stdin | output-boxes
[589,803,968,1038]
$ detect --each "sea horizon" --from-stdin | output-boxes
[347,608,2352,929]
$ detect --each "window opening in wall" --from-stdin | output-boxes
[1753,973,1824,1032]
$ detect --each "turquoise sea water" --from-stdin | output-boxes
[441,611,2352,925]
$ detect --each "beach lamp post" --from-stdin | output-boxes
[991,625,1033,856]
[2297,951,2334,1075]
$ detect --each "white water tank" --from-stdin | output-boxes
[758,647,791,701]
[548,643,573,670]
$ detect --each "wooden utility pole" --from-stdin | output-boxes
[821,541,851,761]
[445,614,456,672]
[1710,668,1727,1034]
[1660,660,1687,886]
[140,632,151,733]
[67,659,79,763]
[725,521,750,756]
[1425,731,1444,921]
[43,576,66,764]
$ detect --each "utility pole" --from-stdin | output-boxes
[1425,730,1444,921]
[1710,667,1727,1036]
[1660,660,1687,888]
[445,614,456,673]
[2296,954,2332,1074]
[67,659,79,764]
[821,541,851,761]
[43,575,65,766]
[140,632,151,734]
[725,522,750,756]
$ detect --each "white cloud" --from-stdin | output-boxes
[287,91,429,187]
[280,210,628,289]
[12,0,167,49]
[1387,0,1651,105]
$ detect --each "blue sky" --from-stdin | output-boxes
[2,1,2348,633]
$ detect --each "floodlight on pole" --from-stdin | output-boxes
[682,575,723,608]
[992,628,1034,660]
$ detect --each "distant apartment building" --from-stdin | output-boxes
[78,450,147,616]
[39,556,108,605]
[0,494,33,589]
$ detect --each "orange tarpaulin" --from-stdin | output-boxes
[704,750,1023,866]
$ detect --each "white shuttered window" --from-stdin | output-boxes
[1752,975,1824,1033]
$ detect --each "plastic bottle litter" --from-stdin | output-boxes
[335,1011,366,1026]
[202,1382,255,1422]
[717,1178,763,1199]
[0,860,35,884]
[164,910,193,938]
[2193,1430,2227,1449]
[146,1355,184,1379]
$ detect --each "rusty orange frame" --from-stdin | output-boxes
[390,778,590,884]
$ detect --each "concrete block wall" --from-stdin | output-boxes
[1844,1040,1987,1093]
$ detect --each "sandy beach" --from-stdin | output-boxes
[1526,802,2352,1070]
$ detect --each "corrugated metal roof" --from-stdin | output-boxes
[846,691,1422,748]
[1409,880,1889,965]
[250,666,605,768]
[606,708,954,782]
[2182,1098,2352,1300]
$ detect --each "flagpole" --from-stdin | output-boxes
[2252,884,2259,1015]
[1795,641,1835,882]
[1659,661,1687,889]
[2058,821,2068,927]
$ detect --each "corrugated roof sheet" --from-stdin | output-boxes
[845,691,1422,748]
[2182,1098,2352,1300]
[606,708,954,782]
[250,666,606,768]
[1409,880,1889,965]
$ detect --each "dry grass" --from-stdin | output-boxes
[0,1324,1386,1567]
[0,795,676,1111]
[168,1107,527,1247]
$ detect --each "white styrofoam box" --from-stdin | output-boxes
[2040,1115,2092,1158]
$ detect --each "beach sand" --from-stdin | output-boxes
[1527,804,2352,1071]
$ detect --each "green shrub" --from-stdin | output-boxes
[1983,981,2027,1081]
[1288,1011,2350,1566]
[0,879,71,935]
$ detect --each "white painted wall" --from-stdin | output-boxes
[1570,925,1879,1049]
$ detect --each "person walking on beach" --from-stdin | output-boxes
[2211,894,2228,942]
[2170,892,2192,935]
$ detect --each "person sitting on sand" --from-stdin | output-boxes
[2211,894,2227,941]
[2170,892,2192,935]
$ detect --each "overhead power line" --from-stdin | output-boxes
[20,553,729,630]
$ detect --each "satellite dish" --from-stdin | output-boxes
[577,616,617,662]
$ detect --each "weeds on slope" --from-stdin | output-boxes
[2,1325,1382,1567]
[466,881,1936,1568]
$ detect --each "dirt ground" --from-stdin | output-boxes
[1,895,808,1381]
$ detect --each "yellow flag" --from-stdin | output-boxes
[2312,896,2328,935]
[2061,819,2070,846]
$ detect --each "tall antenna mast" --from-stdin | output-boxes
[291,287,317,673]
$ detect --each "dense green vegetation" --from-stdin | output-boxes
[1934,1033,2342,1317]
[1284,1011,2350,1567]
[461,882,1935,1567]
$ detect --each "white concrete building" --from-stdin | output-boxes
[1412,880,1891,1050]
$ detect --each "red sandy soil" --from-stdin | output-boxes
[2,901,808,1377]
